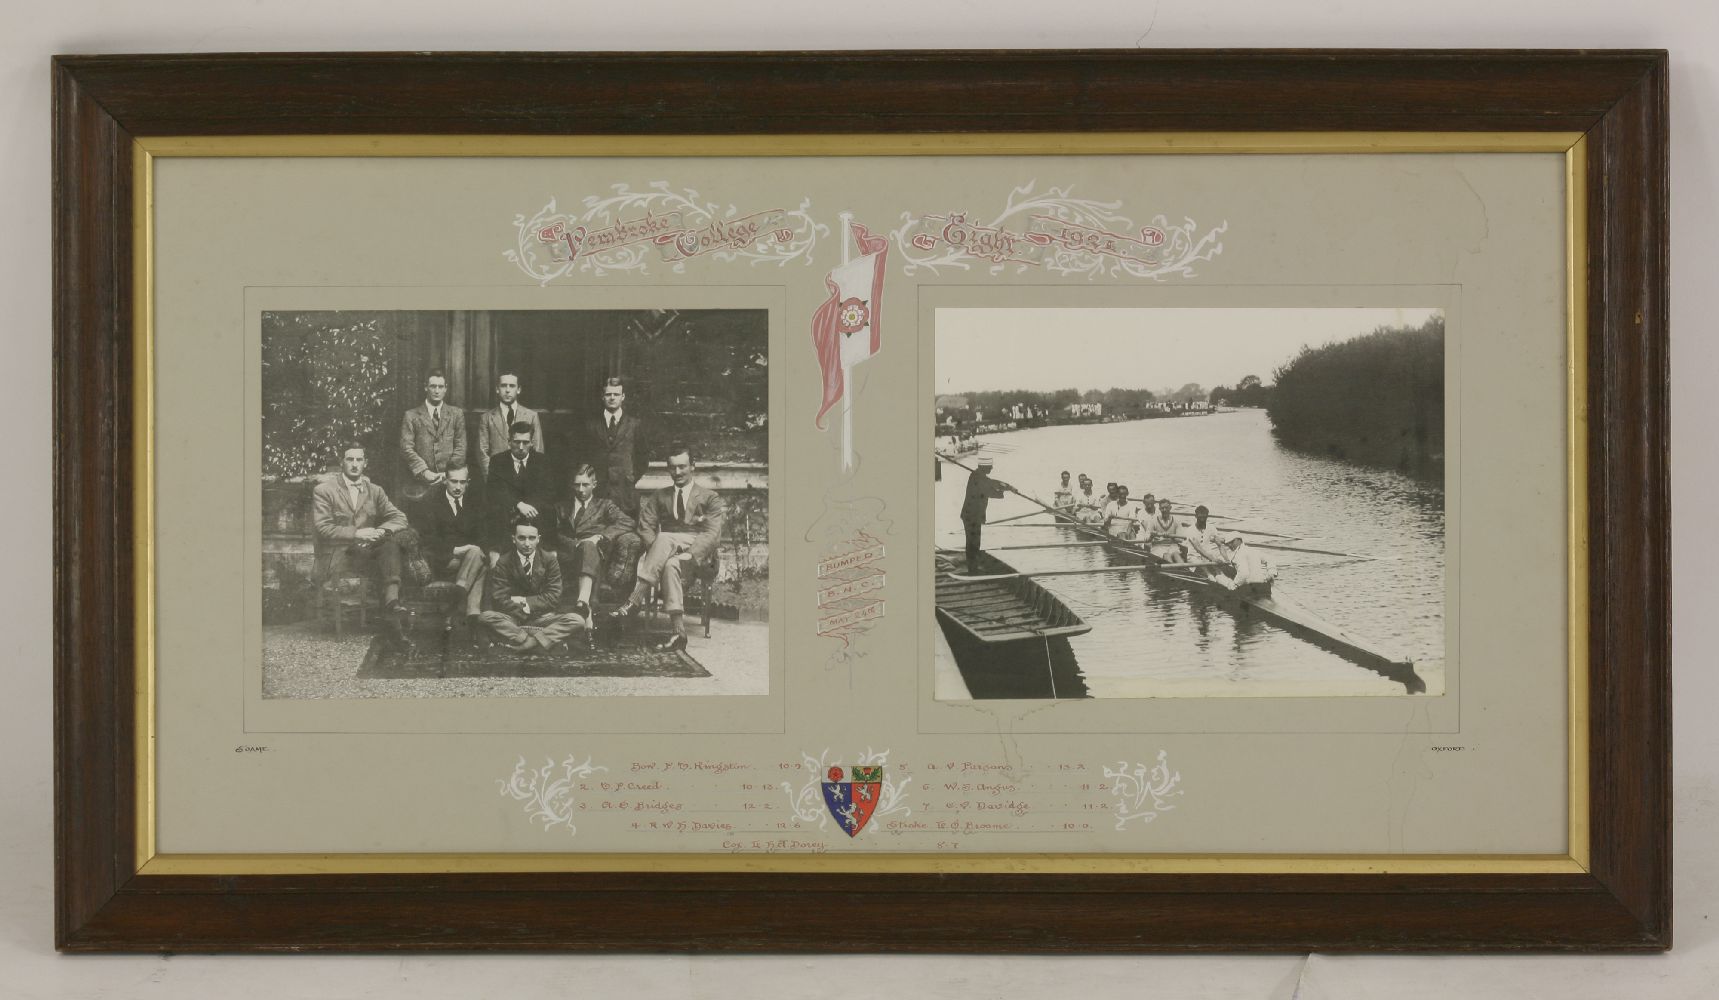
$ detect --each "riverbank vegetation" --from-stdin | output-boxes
[1264,316,1444,478]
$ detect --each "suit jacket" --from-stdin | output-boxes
[638,481,726,566]
[581,411,646,497]
[554,495,635,553]
[413,484,487,566]
[310,473,409,579]
[959,470,1008,523]
[400,402,468,482]
[475,403,545,476]
[488,549,564,619]
[485,451,555,545]
[311,473,409,544]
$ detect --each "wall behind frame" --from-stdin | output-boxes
[3,0,1710,997]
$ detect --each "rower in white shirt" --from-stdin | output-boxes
[1101,485,1145,541]
[1182,505,1226,574]
[1145,498,1187,563]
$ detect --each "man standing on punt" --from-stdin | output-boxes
[960,458,1012,575]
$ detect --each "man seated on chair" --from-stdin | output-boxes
[485,421,555,567]
[606,441,726,653]
[555,463,639,624]
[310,442,412,640]
[414,464,488,642]
[478,519,584,653]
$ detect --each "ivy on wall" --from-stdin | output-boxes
[261,312,400,480]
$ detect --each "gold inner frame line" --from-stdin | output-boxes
[132,132,1590,877]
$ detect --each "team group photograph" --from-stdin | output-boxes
[259,308,771,699]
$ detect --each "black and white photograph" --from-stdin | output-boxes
[933,307,1447,700]
[260,308,770,698]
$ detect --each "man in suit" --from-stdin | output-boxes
[475,371,544,478]
[582,375,645,514]
[554,463,639,621]
[960,458,1012,574]
[311,442,412,639]
[607,442,726,652]
[478,520,584,652]
[485,421,555,560]
[399,369,467,502]
[413,464,488,634]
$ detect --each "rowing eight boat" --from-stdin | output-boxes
[1051,513,1425,693]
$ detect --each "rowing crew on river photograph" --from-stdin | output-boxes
[932,306,1447,700]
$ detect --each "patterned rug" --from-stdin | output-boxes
[357,624,712,680]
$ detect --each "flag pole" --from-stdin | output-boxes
[838,212,855,472]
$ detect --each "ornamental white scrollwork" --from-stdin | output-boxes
[505,184,827,284]
[890,180,1226,280]
[498,754,608,836]
[1103,750,1184,831]
[780,747,912,834]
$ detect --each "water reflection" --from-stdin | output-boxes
[935,410,1445,698]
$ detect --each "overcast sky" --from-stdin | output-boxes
[934,307,1443,395]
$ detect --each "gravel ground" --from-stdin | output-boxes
[262,620,770,698]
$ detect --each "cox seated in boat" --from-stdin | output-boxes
[1146,498,1188,563]
[1215,534,1276,598]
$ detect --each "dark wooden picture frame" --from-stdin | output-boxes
[54,50,1669,952]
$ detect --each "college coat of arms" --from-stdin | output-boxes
[821,764,884,836]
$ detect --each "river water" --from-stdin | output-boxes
[935,409,1446,697]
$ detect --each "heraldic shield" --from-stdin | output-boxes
[821,765,883,837]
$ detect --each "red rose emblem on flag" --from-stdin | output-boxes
[836,297,869,335]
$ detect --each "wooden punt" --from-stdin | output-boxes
[934,550,1092,644]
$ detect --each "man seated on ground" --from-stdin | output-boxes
[479,520,585,653]
[606,442,727,653]
[555,463,639,624]
[414,465,488,642]
[311,442,412,641]
[1216,534,1277,598]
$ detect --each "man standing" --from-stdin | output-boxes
[959,458,1011,575]
[414,465,488,638]
[478,520,584,652]
[607,442,727,652]
[311,443,412,640]
[583,376,645,514]
[486,422,555,558]
[476,371,544,478]
[555,463,638,622]
[399,370,467,502]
